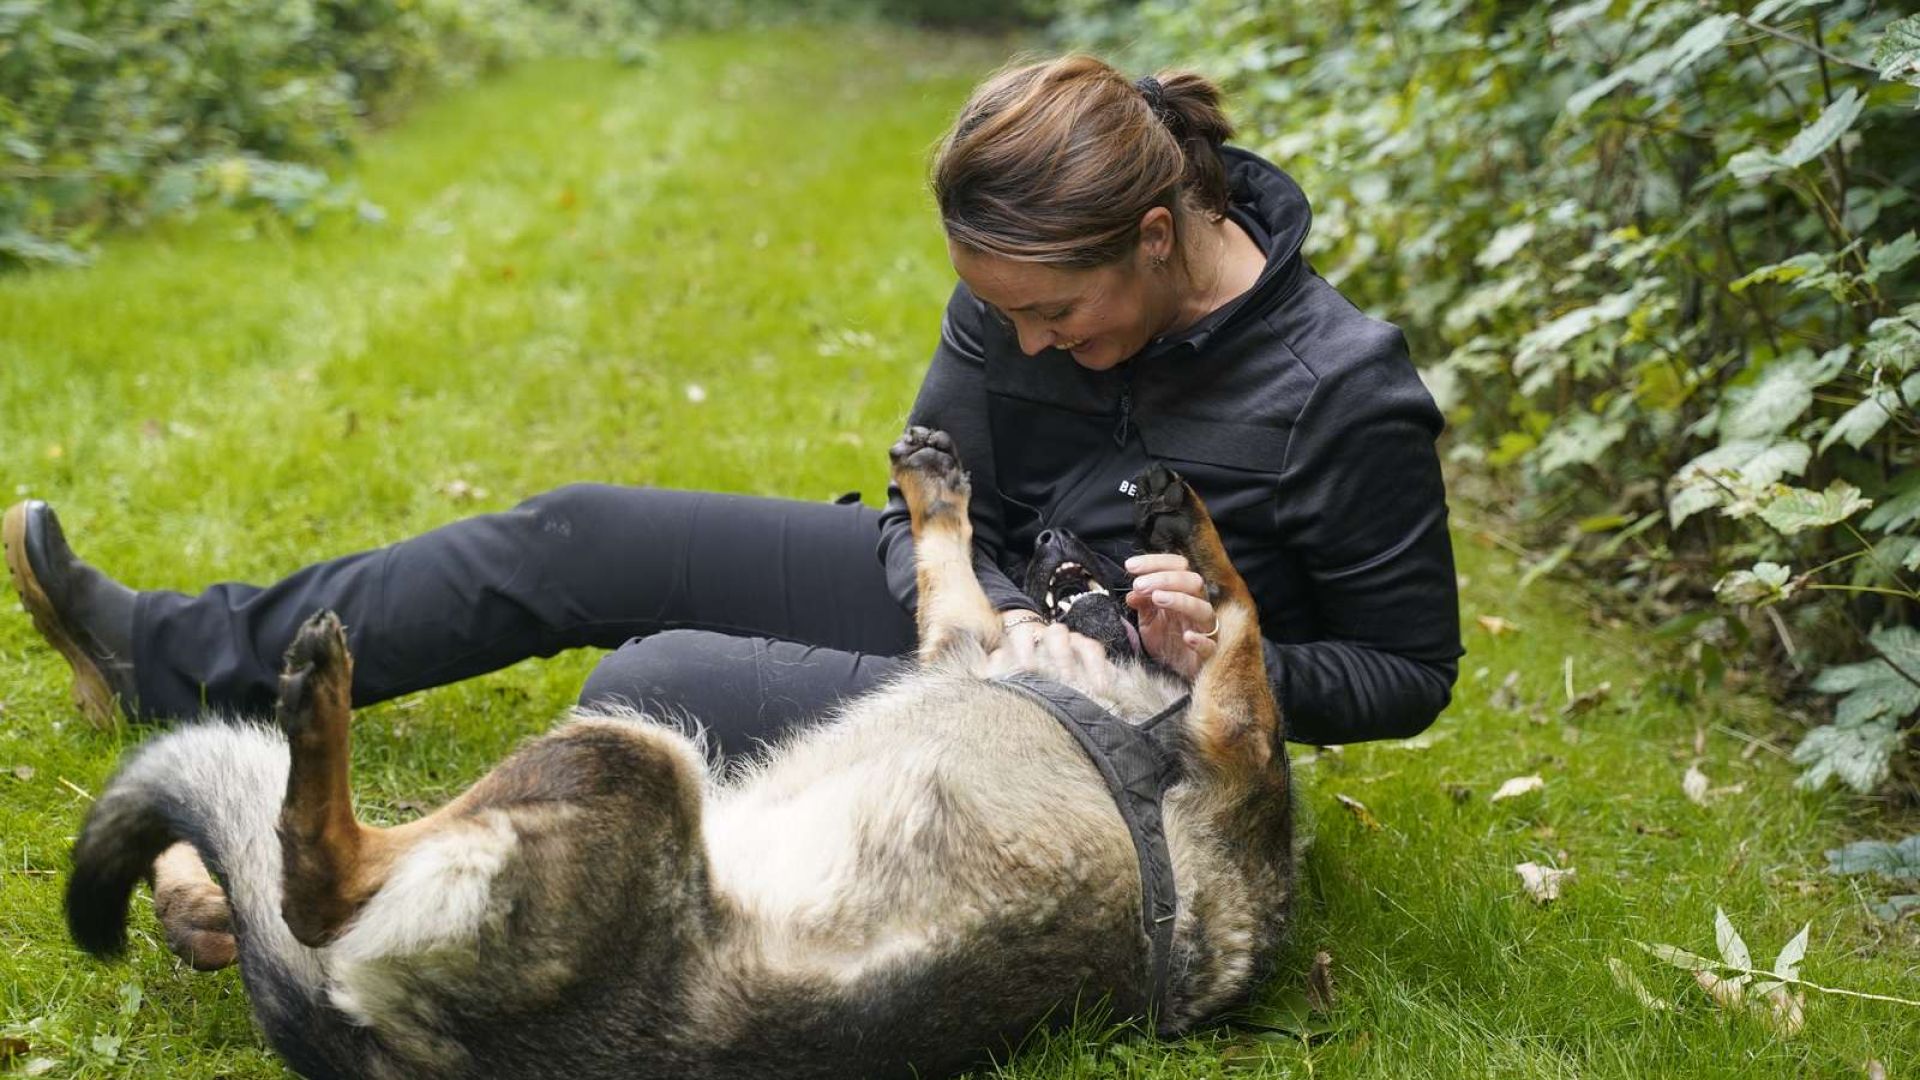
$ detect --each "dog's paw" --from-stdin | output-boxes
[889,427,969,513]
[276,610,348,735]
[1133,464,1196,554]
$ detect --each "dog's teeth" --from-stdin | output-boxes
[1045,591,1055,609]
[1086,581,1108,597]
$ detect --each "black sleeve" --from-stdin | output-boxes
[876,283,1038,619]
[1266,323,1463,744]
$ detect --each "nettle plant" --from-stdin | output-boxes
[1059,0,1919,791]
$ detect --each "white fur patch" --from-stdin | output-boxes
[325,810,520,1023]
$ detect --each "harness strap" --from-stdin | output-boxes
[990,672,1185,1028]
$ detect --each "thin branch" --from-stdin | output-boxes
[1717,962,1920,1009]
[1732,12,1879,74]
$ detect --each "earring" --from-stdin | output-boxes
[1151,254,1167,270]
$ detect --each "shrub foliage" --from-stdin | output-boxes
[0,0,659,266]
[1058,0,1920,791]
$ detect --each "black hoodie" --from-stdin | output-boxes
[877,146,1462,745]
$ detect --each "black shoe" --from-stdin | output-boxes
[2,501,138,728]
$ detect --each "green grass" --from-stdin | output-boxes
[1,23,1915,1080]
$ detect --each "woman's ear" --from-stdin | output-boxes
[1137,206,1175,265]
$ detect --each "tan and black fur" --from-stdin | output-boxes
[65,428,1295,1080]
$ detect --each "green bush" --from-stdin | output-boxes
[1055,0,1920,793]
[0,0,658,266]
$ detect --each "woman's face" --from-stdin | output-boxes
[947,211,1177,373]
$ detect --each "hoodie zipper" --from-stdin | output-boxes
[1112,368,1135,447]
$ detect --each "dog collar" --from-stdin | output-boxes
[990,672,1187,1031]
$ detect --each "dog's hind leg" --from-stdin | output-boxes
[1133,466,1282,780]
[152,842,237,970]
[889,426,1001,663]
[274,610,482,948]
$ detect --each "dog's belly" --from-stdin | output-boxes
[699,675,1141,974]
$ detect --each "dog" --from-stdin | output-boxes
[64,428,1295,1080]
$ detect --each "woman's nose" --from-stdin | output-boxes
[1014,323,1050,357]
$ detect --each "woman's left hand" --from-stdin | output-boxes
[1125,553,1217,681]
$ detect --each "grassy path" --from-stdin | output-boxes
[1,25,1914,1080]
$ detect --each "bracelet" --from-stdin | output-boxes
[1001,611,1046,628]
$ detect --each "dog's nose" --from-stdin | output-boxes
[1036,529,1059,550]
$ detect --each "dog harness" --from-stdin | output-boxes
[990,672,1188,1030]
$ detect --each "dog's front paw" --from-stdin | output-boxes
[1133,464,1196,555]
[277,610,350,736]
[890,427,969,520]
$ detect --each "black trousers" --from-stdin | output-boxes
[133,485,916,760]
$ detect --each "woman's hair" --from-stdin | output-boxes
[932,55,1235,268]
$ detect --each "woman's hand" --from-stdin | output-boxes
[988,611,1116,695]
[1124,553,1217,681]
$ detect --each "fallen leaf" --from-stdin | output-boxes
[1560,681,1612,718]
[438,479,489,502]
[1637,940,1719,971]
[1763,985,1805,1037]
[1714,907,1753,970]
[1305,951,1335,1014]
[1694,969,1748,1009]
[1693,726,1708,756]
[684,383,708,404]
[1684,765,1711,805]
[1490,670,1524,712]
[1491,775,1545,802]
[1607,957,1671,1011]
[7,765,32,782]
[1476,614,1520,636]
[1334,794,1382,832]
[1515,861,1574,903]
[24,1058,59,1077]
[1865,1059,1888,1080]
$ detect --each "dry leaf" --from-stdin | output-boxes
[8,765,32,782]
[1477,614,1520,636]
[1491,775,1545,802]
[1490,670,1524,712]
[1334,794,1382,832]
[1607,957,1671,1011]
[439,479,489,502]
[684,383,708,403]
[1515,861,1574,903]
[1865,1059,1887,1080]
[1763,985,1805,1037]
[1694,969,1747,1009]
[1560,681,1612,718]
[1683,764,1711,806]
[1305,951,1335,1014]
[24,1058,59,1077]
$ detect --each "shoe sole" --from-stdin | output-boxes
[2,503,123,730]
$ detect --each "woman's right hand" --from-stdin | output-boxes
[988,611,1115,695]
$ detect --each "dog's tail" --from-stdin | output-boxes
[67,721,370,1078]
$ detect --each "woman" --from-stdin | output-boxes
[5,56,1460,762]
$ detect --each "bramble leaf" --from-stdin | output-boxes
[1825,834,1920,881]
[1873,14,1920,88]
[1728,89,1864,181]
[1757,482,1871,535]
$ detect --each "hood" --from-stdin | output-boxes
[1144,144,1313,358]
